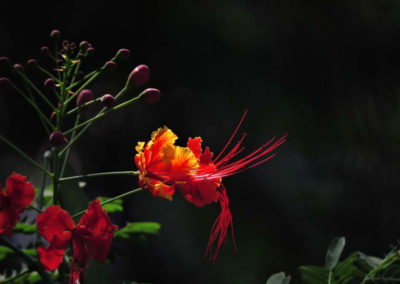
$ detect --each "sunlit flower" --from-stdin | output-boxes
[37,200,117,284]
[134,111,287,262]
[0,173,35,236]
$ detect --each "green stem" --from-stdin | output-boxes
[12,84,55,130]
[28,205,43,214]
[66,70,97,91]
[71,187,143,218]
[37,151,51,227]
[64,67,105,107]
[60,113,81,178]
[36,65,60,82]
[63,89,140,136]
[59,170,139,182]
[0,236,53,284]
[0,269,31,284]
[0,135,53,177]
[13,68,57,111]
[52,147,60,205]
[67,97,102,115]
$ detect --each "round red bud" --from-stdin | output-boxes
[40,46,49,54]
[76,89,94,106]
[26,59,38,68]
[128,64,150,87]
[44,78,56,88]
[115,49,131,61]
[105,61,117,72]
[49,131,67,146]
[87,47,95,56]
[13,64,25,73]
[50,29,61,40]
[101,94,115,108]
[142,88,161,103]
[79,41,90,50]
[0,57,11,68]
[0,78,12,90]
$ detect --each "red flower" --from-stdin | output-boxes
[37,200,117,283]
[135,111,287,262]
[0,173,35,236]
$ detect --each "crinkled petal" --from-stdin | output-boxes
[0,205,18,236]
[37,246,65,271]
[177,181,219,207]
[187,137,203,159]
[78,200,117,262]
[37,205,75,243]
[5,173,35,211]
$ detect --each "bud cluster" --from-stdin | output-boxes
[0,29,162,149]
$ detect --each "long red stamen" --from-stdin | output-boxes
[213,110,248,163]
[194,134,288,181]
[204,185,235,263]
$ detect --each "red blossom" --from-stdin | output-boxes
[0,173,35,236]
[37,200,117,283]
[135,111,287,262]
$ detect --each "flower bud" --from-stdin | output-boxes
[0,78,12,90]
[49,131,67,146]
[101,94,115,108]
[127,64,150,87]
[104,61,117,72]
[26,59,38,68]
[13,64,25,73]
[142,88,161,103]
[40,46,49,54]
[115,48,131,61]
[0,57,11,69]
[87,47,95,56]
[50,29,61,40]
[44,78,56,88]
[76,89,94,106]
[79,41,90,50]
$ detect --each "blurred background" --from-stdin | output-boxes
[1,0,400,283]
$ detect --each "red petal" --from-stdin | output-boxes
[5,173,35,211]
[187,137,203,159]
[37,246,65,271]
[0,204,18,236]
[200,147,213,164]
[177,181,219,207]
[78,200,117,262]
[37,205,75,243]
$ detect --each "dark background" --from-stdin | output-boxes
[1,0,400,283]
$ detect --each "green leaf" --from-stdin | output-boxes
[115,222,161,240]
[299,265,330,284]
[13,222,37,234]
[325,237,346,270]
[59,164,89,220]
[358,252,383,269]
[97,196,123,213]
[35,185,53,207]
[266,272,291,284]
[0,245,14,260]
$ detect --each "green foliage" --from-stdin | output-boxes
[0,246,13,260]
[266,272,291,284]
[13,222,37,234]
[325,237,345,269]
[59,164,89,220]
[115,222,161,240]
[97,196,123,213]
[267,237,400,284]
[0,246,37,261]
[34,185,53,207]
